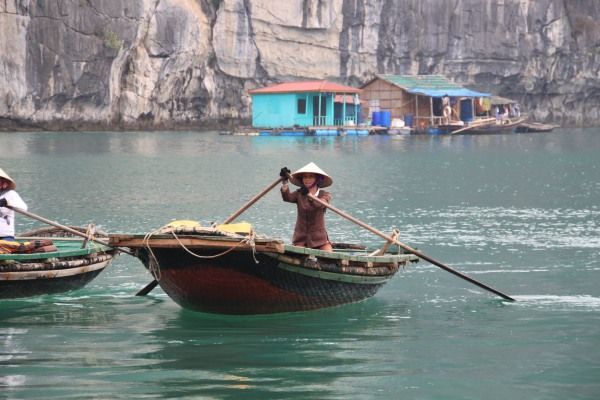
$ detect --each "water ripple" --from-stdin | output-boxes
[512,295,600,311]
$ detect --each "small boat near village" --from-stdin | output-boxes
[444,96,526,135]
[451,116,527,135]
[515,121,559,133]
[0,226,117,299]
[109,222,420,315]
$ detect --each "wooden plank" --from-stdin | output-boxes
[109,236,285,254]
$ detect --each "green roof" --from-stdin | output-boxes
[368,74,490,97]
[379,74,461,90]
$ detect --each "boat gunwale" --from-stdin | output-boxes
[0,238,113,261]
[112,233,418,264]
[281,244,417,263]
[275,263,393,284]
[0,258,112,280]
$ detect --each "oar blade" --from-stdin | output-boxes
[136,280,159,296]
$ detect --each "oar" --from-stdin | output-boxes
[135,278,159,296]
[306,193,516,302]
[222,176,285,224]
[449,124,477,135]
[450,117,496,135]
[7,205,135,256]
[135,175,287,296]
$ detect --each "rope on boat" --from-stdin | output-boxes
[168,229,259,263]
[82,223,105,253]
[142,225,165,282]
[141,224,259,282]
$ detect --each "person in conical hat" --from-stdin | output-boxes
[0,167,28,241]
[279,162,333,252]
[287,162,333,188]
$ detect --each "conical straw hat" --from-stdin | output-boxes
[0,168,16,190]
[289,162,333,188]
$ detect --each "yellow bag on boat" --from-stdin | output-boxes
[0,240,21,254]
[162,219,253,235]
[0,239,57,254]
[215,222,253,235]
[165,220,202,229]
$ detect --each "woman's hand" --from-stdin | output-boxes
[279,167,291,181]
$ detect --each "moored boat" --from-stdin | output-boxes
[109,224,419,314]
[515,121,559,133]
[0,226,117,299]
[455,116,526,135]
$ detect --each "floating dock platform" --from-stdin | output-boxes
[220,126,390,137]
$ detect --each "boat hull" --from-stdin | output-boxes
[515,122,557,133]
[0,226,116,299]
[460,118,525,135]
[137,247,399,315]
[0,258,112,299]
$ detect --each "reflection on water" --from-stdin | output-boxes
[1,293,412,398]
[1,128,598,158]
[138,299,411,399]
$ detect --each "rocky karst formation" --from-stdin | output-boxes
[1,0,598,130]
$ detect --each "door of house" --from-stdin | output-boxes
[312,96,327,126]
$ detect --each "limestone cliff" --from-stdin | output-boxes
[1,0,598,130]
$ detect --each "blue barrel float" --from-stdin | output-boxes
[372,111,381,126]
[315,129,338,136]
[460,99,473,123]
[379,110,391,127]
[404,113,413,127]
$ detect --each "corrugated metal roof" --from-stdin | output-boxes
[248,81,361,95]
[367,74,490,98]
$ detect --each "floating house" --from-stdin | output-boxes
[248,81,367,136]
[360,75,491,134]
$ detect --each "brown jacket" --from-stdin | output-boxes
[281,187,331,248]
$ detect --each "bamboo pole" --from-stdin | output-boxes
[222,177,284,224]
[8,206,134,256]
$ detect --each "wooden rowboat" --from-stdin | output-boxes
[450,117,526,135]
[515,122,558,133]
[110,225,419,314]
[0,226,117,299]
[466,117,526,134]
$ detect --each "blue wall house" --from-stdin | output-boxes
[248,81,362,129]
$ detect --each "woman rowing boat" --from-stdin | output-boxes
[280,162,333,252]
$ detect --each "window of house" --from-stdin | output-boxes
[297,98,306,114]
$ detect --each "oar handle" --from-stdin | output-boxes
[307,193,515,302]
[222,176,285,224]
[8,205,135,256]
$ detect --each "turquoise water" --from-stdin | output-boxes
[1,129,599,399]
